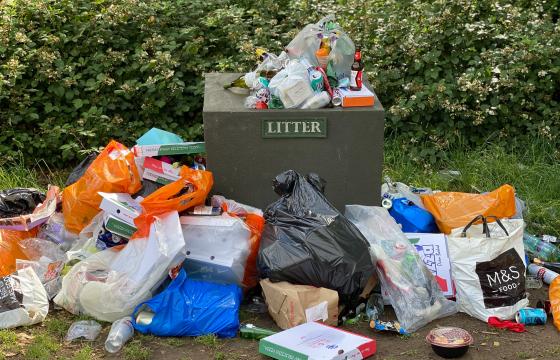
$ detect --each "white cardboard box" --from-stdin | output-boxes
[142,157,181,185]
[259,322,376,360]
[406,233,455,297]
[98,192,141,225]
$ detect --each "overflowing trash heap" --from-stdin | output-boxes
[226,15,375,110]
[2,17,560,360]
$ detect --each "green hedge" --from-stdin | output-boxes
[0,0,559,166]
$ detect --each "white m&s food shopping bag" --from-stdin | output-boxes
[447,216,528,322]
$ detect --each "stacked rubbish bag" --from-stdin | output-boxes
[226,15,376,110]
[2,16,560,360]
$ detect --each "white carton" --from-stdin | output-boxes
[259,322,376,360]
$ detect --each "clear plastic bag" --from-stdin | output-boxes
[54,211,186,322]
[345,205,457,333]
[285,15,355,80]
[268,59,314,108]
[65,320,102,341]
[16,237,66,299]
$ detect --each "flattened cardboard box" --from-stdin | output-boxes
[259,321,376,360]
[260,279,338,330]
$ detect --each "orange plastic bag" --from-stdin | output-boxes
[421,184,517,234]
[0,228,38,277]
[62,140,141,234]
[551,276,560,331]
[134,166,213,238]
[217,198,265,289]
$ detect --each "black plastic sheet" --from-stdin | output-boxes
[0,188,45,219]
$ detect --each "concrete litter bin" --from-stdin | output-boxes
[203,72,385,211]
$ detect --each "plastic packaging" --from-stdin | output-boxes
[268,60,314,109]
[386,197,438,233]
[65,320,102,341]
[180,215,251,286]
[381,179,432,210]
[0,266,49,329]
[65,153,97,187]
[133,166,213,239]
[0,228,38,277]
[38,212,78,250]
[132,269,242,338]
[0,188,45,219]
[550,276,560,331]
[258,170,376,307]
[523,232,560,262]
[0,186,59,232]
[105,317,134,353]
[63,140,141,234]
[447,217,528,322]
[528,264,559,285]
[300,91,331,109]
[345,205,457,333]
[54,211,186,322]
[285,15,355,80]
[421,184,517,234]
[15,237,66,299]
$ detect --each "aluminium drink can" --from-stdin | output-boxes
[515,308,547,325]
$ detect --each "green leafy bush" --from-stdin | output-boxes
[0,0,317,164]
[0,0,559,166]
[340,0,560,161]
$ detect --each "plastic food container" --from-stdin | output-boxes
[426,327,473,358]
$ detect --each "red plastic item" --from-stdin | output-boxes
[487,316,526,333]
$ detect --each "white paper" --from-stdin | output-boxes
[305,301,329,323]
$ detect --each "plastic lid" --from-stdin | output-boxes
[426,327,473,348]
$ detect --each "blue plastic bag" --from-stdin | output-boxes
[132,269,242,338]
[388,197,438,233]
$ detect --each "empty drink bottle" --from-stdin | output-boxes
[239,324,276,340]
[105,316,134,353]
[524,232,560,262]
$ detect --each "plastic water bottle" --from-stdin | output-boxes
[105,317,134,353]
[528,264,560,285]
[523,232,560,262]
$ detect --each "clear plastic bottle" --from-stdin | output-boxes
[105,316,134,353]
[523,232,560,262]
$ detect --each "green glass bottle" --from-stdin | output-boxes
[239,324,276,340]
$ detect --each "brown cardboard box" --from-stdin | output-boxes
[260,279,339,330]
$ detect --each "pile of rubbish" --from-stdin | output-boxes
[225,15,375,110]
[2,17,560,360]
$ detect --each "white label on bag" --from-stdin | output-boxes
[543,234,558,243]
[305,301,329,323]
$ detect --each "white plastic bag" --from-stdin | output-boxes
[0,267,49,329]
[268,59,314,108]
[285,15,355,80]
[447,216,528,322]
[345,205,457,333]
[54,211,186,322]
[180,214,251,286]
[65,211,105,261]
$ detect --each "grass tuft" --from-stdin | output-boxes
[194,334,219,349]
[123,340,151,360]
[44,317,71,340]
[24,334,60,360]
[71,345,94,360]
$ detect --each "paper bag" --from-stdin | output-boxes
[260,279,338,330]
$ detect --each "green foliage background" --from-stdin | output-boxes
[0,0,559,165]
